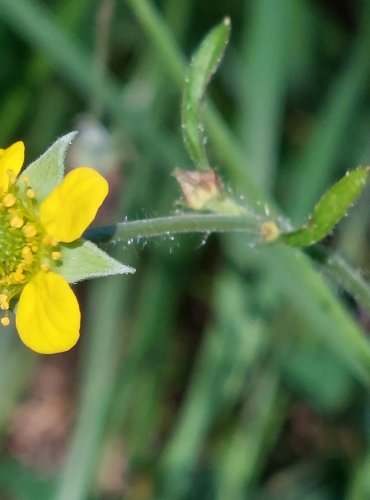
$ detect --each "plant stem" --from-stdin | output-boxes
[84,213,264,243]
[125,0,258,199]
[306,246,370,315]
[87,214,370,320]
[326,254,370,312]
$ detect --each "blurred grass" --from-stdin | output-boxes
[0,1,369,499]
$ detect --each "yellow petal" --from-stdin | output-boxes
[16,271,80,354]
[39,167,108,243]
[0,142,24,191]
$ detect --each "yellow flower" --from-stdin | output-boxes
[0,140,109,354]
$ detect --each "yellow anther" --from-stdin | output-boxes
[22,222,38,238]
[22,252,33,265]
[2,193,16,207]
[31,244,38,253]
[12,269,25,282]
[10,215,24,228]
[43,234,59,246]
[51,251,62,261]
[1,316,10,327]
[21,246,32,257]
[0,294,9,310]
[22,176,30,185]
[41,262,50,272]
[21,247,33,263]
[26,188,35,199]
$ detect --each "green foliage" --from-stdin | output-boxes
[283,166,370,247]
[181,18,230,169]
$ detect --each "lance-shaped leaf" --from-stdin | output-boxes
[283,166,370,247]
[21,132,77,201]
[182,18,230,169]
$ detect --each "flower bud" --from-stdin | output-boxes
[173,168,222,210]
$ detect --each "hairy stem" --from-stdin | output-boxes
[84,213,265,243]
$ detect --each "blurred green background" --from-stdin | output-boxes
[1,0,370,499]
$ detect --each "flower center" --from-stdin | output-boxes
[0,175,61,325]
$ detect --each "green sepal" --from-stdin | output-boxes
[20,132,77,201]
[182,18,230,169]
[283,166,370,247]
[57,239,135,283]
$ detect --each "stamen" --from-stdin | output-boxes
[2,193,16,207]
[21,248,34,265]
[42,234,59,246]
[0,166,60,308]
[1,316,10,327]
[51,251,62,261]
[21,246,32,258]
[12,268,25,283]
[22,223,38,238]
[10,215,24,228]
[0,294,9,310]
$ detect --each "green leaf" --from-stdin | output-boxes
[182,18,230,169]
[283,166,370,247]
[58,239,135,283]
[20,131,77,201]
